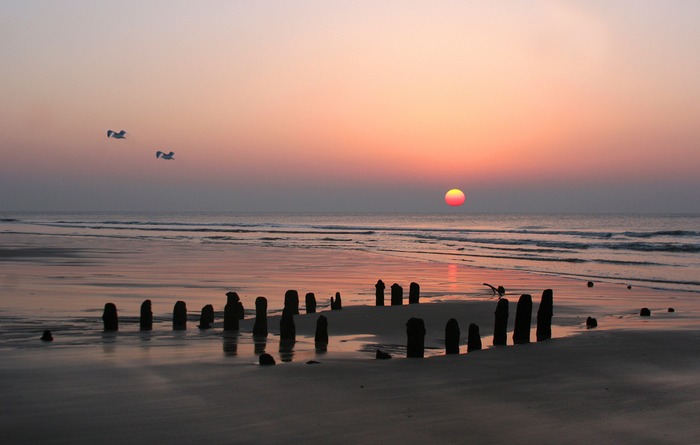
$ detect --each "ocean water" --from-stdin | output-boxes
[2,211,698,357]
[2,211,699,293]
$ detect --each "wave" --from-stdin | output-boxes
[623,230,700,238]
[21,218,700,254]
[35,219,619,239]
[605,242,700,253]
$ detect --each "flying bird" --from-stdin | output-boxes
[156,151,174,160]
[107,130,126,139]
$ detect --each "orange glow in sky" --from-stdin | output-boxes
[1,1,699,212]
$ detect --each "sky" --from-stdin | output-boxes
[1,0,699,213]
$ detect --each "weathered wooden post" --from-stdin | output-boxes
[224,292,240,331]
[330,292,342,310]
[41,330,53,342]
[235,300,244,320]
[284,290,300,315]
[513,294,532,344]
[335,292,342,310]
[406,317,426,358]
[467,323,482,352]
[409,282,420,304]
[280,307,296,341]
[173,301,187,330]
[493,298,509,346]
[536,289,553,342]
[315,315,328,351]
[391,283,403,306]
[445,318,460,355]
[375,279,385,306]
[253,296,268,337]
[259,353,276,366]
[102,302,118,332]
[139,299,152,331]
[199,304,214,329]
[305,292,317,314]
[586,316,598,328]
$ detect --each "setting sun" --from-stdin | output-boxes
[444,189,466,207]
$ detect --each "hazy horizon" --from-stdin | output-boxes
[2,1,699,214]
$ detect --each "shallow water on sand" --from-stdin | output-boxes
[2,213,698,359]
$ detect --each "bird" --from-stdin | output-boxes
[107,130,126,139]
[483,283,505,297]
[156,151,174,160]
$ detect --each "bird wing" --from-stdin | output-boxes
[107,130,114,138]
[156,151,163,158]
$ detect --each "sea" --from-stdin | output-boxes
[2,211,699,292]
[1,211,699,357]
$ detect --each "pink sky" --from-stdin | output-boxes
[1,1,699,212]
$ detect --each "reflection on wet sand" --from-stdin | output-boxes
[101,331,117,354]
[279,338,295,362]
[253,335,267,355]
[222,332,238,356]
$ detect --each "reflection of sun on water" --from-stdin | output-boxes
[447,263,458,291]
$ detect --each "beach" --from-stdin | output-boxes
[1,215,700,443]
[2,303,699,444]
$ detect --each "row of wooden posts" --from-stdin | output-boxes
[102,289,323,333]
[403,289,554,358]
[100,280,426,332]
[99,283,554,358]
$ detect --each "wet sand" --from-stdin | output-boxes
[2,237,700,443]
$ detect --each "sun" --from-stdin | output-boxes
[445,189,465,207]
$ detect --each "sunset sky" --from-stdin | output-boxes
[1,1,699,213]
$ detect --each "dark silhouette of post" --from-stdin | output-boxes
[445,318,460,355]
[391,283,403,306]
[376,350,391,360]
[199,304,214,329]
[640,308,651,316]
[140,299,152,331]
[224,292,240,331]
[284,290,300,315]
[375,279,385,306]
[305,292,317,314]
[330,292,342,310]
[467,323,482,352]
[315,315,328,351]
[280,307,295,341]
[513,294,532,344]
[203,304,215,324]
[41,330,53,342]
[406,317,426,358]
[235,300,244,320]
[259,353,276,366]
[493,298,509,346]
[586,317,598,328]
[536,289,553,342]
[102,303,118,332]
[409,282,420,304]
[253,296,268,337]
[173,301,187,330]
